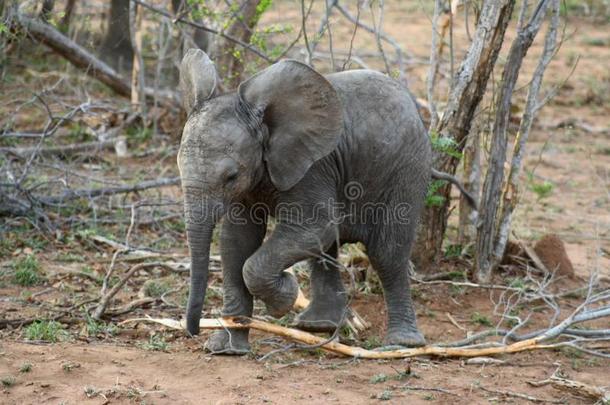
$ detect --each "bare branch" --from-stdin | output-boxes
[130,0,272,63]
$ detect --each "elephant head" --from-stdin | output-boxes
[177,49,343,335]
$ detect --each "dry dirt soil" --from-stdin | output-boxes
[1,1,610,404]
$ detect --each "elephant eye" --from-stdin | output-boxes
[224,170,239,184]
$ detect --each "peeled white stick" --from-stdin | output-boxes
[121,316,555,359]
[293,286,310,312]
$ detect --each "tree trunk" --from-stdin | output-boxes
[214,0,262,88]
[61,0,77,29]
[39,0,54,21]
[494,0,560,268]
[474,0,553,283]
[458,114,481,246]
[413,0,516,271]
[100,0,133,73]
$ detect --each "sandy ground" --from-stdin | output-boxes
[1,339,607,404]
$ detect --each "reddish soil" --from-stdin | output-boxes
[1,339,606,405]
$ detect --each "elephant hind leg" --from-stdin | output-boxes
[293,243,348,332]
[368,225,426,347]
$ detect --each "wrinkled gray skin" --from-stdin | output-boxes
[178,49,465,354]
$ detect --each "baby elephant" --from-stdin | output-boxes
[177,49,473,354]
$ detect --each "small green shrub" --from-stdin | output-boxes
[426,180,447,207]
[443,244,463,259]
[378,390,392,401]
[126,126,152,143]
[527,172,555,201]
[471,312,493,327]
[84,314,118,337]
[363,335,383,350]
[24,320,69,342]
[449,284,465,297]
[62,361,80,372]
[1,375,16,387]
[370,373,388,384]
[19,362,32,373]
[430,131,462,159]
[13,256,43,286]
[56,252,84,263]
[531,181,554,200]
[509,278,527,291]
[137,334,169,351]
[142,280,171,298]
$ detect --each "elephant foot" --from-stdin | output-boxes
[294,301,346,333]
[262,272,299,318]
[204,329,250,355]
[384,328,426,347]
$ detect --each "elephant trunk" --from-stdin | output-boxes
[183,186,222,336]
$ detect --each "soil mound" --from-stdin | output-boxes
[534,234,575,277]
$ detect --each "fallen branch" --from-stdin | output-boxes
[90,235,184,260]
[40,177,180,205]
[92,262,163,320]
[402,385,458,396]
[0,138,124,158]
[107,297,156,316]
[48,268,103,284]
[479,386,562,403]
[10,12,179,108]
[121,312,607,359]
[528,369,610,403]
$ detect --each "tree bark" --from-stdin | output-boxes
[475,0,554,282]
[100,0,133,72]
[61,0,76,28]
[39,0,54,21]
[457,115,481,246]
[414,0,516,271]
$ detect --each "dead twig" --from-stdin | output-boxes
[479,385,563,403]
[40,177,180,205]
[130,0,271,63]
[403,385,458,396]
[106,297,156,316]
[0,138,125,158]
[446,312,466,331]
[92,262,164,320]
[528,368,610,403]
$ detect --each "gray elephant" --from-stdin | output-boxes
[177,49,475,354]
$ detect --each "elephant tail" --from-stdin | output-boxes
[430,168,478,211]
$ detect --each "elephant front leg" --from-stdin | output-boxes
[243,223,335,318]
[294,244,348,332]
[205,213,266,355]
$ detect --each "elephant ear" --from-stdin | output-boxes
[179,49,217,113]
[238,60,343,191]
